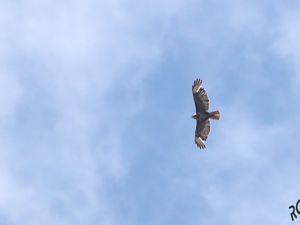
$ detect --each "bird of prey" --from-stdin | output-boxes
[192,79,220,149]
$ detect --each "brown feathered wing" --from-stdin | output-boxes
[192,79,209,113]
[195,120,211,149]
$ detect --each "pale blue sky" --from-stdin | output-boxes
[0,1,300,225]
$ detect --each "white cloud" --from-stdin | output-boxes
[166,1,300,224]
[185,98,300,224]
[272,5,300,95]
[2,0,300,224]
[0,74,22,123]
[0,0,185,224]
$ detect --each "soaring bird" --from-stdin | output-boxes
[192,79,220,149]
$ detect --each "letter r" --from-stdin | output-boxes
[290,205,297,221]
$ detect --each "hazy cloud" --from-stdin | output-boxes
[1,0,300,225]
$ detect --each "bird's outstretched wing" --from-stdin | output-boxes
[192,79,209,113]
[195,119,211,149]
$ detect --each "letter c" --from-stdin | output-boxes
[296,199,300,214]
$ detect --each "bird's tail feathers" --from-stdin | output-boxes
[209,110,220,120]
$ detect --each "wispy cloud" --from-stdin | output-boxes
[0,0,178,224]
[1,0,300,225]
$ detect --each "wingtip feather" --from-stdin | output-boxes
[195,137,206,149]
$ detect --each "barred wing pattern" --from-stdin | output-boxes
[192,79,209,112]
[195,120,210,149]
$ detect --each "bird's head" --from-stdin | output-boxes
[192,114,198,120]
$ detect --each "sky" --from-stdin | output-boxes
[1,0,300,225]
